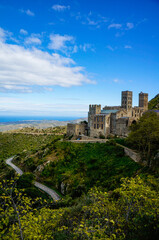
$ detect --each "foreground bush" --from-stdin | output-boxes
[1,176,158,239]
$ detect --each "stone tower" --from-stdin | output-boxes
[88,104,101,127]
[121,91,133,110]
[139,92,148,110]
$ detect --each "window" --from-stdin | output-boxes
[94,116,96,121]
[126,120,128,127]
[94,124,96,129]
[101,124,103,129]
[97,124,99,129]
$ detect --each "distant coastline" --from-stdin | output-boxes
[0,116,87,132]
[0,116,82,124]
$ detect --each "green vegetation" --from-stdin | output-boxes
[127,111,159,168]
[0,132,61,161]
[8,126,67,134]
[0,133,62,198]
[1,176,158,239]
[0,125,159,239]
[15,141,141,198]
[148,93,159,110]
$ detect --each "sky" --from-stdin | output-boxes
[0,0,159,118]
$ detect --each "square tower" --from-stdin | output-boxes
[139,92,148,110]
[88,104,101,127]
[121,91,132,110]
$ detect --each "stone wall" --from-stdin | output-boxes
[117,143,141,162]
[88,105,101,128]
[116,118,129,137]
[110,109,128,135]
[69,139,108,143]
[67,123,76,136]
[90,114,110,138]
[67,123,87,136]
[124,147,141,162]
[131,107,144,120]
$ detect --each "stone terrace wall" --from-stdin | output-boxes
[117,143,141,162]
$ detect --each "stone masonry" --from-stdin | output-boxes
[67,91,148,138]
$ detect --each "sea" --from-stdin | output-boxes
[0,116,78,123]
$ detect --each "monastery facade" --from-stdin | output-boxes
[67,91,148,138]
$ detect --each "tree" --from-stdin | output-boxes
[17,173,35,188]
[0,177,46,239]
[1,176,159,239]
[127,111,159,166]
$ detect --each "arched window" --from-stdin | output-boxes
[132,120,137,125]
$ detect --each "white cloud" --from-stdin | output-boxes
[86,17,98,26]
[113,78,124,84]
[80,43,95,52]
[0,100,88,116]
[52,5,70,11]
[20,29,28,35]
[108,23,122,29]
[72,45,78,53]
[74,12,107,28]
[126,22,134,29]
[48,34,94,54]
[43,87,53,92]
[20,9,35,16]
[124,45,132,49]
[107,45,115,51]
[113,78,119,83]
[25,35,42,45]
[48,34,74,51]
[0,40,94,93]
[0,27,6,42]
[0,27,12,42]
[26,9,34,16]
[0,85,32,93]
[115,32,124,37]
[0,97,22,104]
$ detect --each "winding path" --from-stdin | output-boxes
[6,157,61,201]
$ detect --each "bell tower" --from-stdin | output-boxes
[139,92,148,110]
[88,104,101,127]
[121,91,132,110]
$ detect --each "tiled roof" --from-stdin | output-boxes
[101,109,119,114]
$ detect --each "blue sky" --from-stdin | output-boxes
[0,0,159,117]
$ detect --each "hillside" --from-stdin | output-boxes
[1,133,159,239]
[0,132,62,181]
[0,118,87,132]
[6,126,67,135]
[14,141,142,197]
[148,93,159,110]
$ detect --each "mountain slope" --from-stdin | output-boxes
[148,94,159,110]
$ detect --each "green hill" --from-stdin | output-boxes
[148,94,159,110]
[1,134,159,239]
[14,141,142,198]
